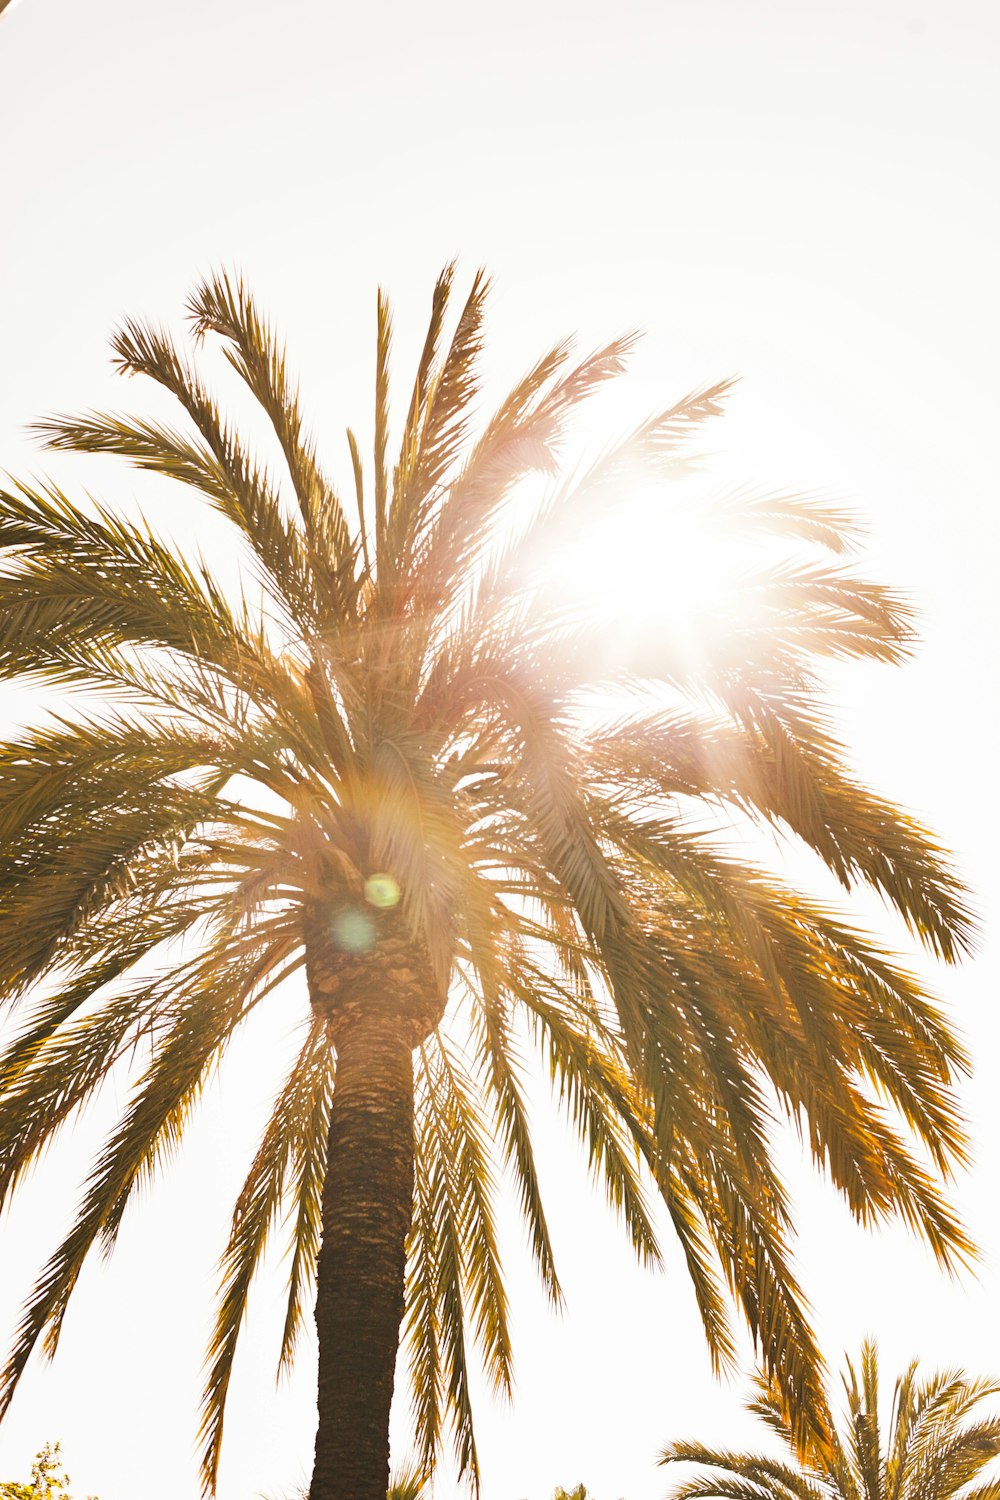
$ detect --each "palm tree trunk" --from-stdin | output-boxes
[309,1016,415,1500]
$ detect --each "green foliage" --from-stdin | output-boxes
[660,1339,1000,1500]
[386,1460,430,1500]
[0,267,976,1493]
[271,1462,428,1500]
[0,1442,96,1500]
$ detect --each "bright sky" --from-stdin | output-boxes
[1,2,999,1499]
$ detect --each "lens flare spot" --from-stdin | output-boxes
[330,907,376,953]
[365,873,400,909]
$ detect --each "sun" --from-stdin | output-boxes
[534,477,750,685]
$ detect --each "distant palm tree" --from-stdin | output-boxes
[0,268,975,1500]
[660,1340,1000,1500]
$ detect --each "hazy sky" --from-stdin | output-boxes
[1,3,999,1500]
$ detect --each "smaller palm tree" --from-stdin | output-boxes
[660,1340,1000,1500]
[271,1460,429,1500]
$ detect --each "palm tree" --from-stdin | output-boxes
[0,268,975,1500]
[660,1340,1000,1500]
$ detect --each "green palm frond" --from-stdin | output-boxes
[662,1343,1000,1500]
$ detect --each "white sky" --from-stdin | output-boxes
[1,2,999,1499]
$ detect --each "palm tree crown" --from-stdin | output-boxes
[660,1341,1000,1500]
[0,267,975,1498]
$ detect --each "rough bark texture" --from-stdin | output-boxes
[306,905,446,1500]
[305,901,446,1048]
[309,1018,413,1500]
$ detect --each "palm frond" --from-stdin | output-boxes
[186,270,357,611]
[33,405,318,624]
[200,1018,332,1494]
[373,288,393,580]
[0,926,300,1420]
[662,1345,1000,1500]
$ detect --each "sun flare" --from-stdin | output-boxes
[532,480,751,684]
